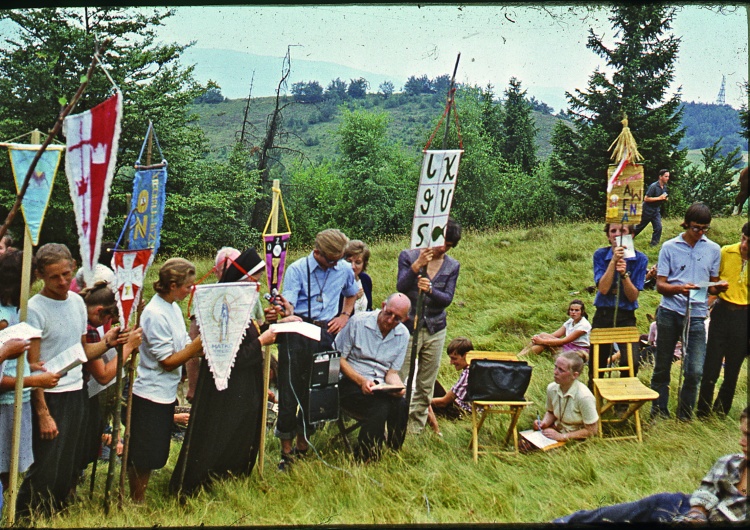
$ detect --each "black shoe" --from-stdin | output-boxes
[277,452,294,472]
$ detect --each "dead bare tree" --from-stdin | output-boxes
[245,45,307,229]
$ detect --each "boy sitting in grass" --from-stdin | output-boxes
[427,337,474,435]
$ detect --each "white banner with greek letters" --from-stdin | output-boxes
[409,149,462,249]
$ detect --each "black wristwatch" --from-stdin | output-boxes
[622,271,631,279]
[340,311,352,318]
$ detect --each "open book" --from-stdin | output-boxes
[0,322,42,345]
[40,343,87,376]
[269,321,322,342]
[371,382,405,393]
[519,429,567,451]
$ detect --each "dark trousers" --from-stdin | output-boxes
[634,209,663,246]
[275,327,334,440]
[339,376,408,461]
[589,307,639,388]
[553,492,690,523]
[697,301,748,417]
[16,389,86,519]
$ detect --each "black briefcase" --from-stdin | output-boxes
[466,360,533,402]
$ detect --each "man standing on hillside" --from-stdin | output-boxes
[697,222,749,418]
[397,218,461,434]
[589,222,648,380]
[650,203,727,421]
[634,169,669,247]
[272,228,358,471]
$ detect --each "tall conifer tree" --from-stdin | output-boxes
[500,77,538,173]
[549,5,687,218]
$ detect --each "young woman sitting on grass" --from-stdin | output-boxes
[519,299,591,360]
[532,350,599,443]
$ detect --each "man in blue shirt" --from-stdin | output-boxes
[650,203,727,421]
[274,229,358,470]
[338,293,411,462]
[634,169,670,247]
[590,223,648,380]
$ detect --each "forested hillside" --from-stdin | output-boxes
[192,91,565,162]
[680,101,747,153]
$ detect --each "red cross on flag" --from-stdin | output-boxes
[64,91,122,287]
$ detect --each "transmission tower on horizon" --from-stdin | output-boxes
[717,75,726,105]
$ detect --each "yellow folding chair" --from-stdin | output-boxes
[589,327,658,442]
[465,351,533,462]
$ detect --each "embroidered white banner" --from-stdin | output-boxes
[193,282,260,391]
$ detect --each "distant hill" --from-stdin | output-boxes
[192,92,566,163]
[182,47,398,100]
[181,47,571,112]
[680,101,748,154]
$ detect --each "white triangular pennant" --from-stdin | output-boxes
[193,282,260,391]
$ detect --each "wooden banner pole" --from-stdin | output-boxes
[6,228,33,525]
[258,178,280,478]
[6,128,42,525]
[405,53,460,415]
[119,123,155,501]
[103,344,124,514]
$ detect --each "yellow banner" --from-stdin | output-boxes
[606,163,644,224]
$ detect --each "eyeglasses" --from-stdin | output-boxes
[689,224,711,233]
[382,308,405,323]
[317,250,342,266]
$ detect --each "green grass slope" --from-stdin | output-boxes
[20,215,747,526]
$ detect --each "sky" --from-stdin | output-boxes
[150,4,749,110]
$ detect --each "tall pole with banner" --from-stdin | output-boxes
[405,53,463,410]
[118,122,166,504]
[2,129,63,524]
[258,178,291,476]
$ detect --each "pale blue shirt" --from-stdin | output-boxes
[336,310,409,381]
[657,233,721,317]
[283,252,358,322]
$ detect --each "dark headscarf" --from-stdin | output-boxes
[220,247,264,283]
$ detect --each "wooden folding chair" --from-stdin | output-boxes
[589,327,658,442]
[465,351,533,462]
[334,406,364,455]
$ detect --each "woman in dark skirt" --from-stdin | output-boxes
[169,247,298,497]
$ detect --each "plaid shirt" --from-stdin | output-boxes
[85,322,101,344]
[690,453,747,522]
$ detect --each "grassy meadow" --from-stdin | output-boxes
[15,215,748,526]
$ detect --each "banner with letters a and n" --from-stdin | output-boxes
[410,149,462,249]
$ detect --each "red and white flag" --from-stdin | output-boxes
[112,248,152,327]
[607,149,629,193]
[64,91,122,287]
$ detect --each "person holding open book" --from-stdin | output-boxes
[16,244,132,520]
[533,351,598,443]
[337,293,411,462]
